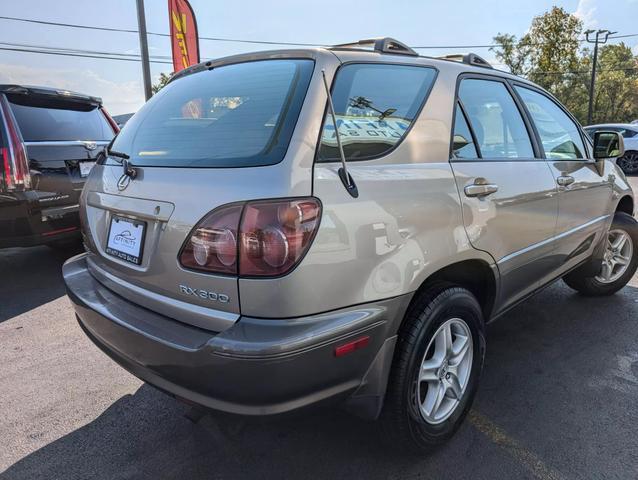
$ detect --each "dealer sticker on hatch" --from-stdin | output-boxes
[106,216,146,265]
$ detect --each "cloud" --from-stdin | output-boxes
[574,0,598,29]
[0,64,144,115]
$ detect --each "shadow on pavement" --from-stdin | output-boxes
[1,382,524,480]
[0,244,81,323]
[3,283,638,479]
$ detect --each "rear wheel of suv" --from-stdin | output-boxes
[563,212,638,296]
[381,285,485,451]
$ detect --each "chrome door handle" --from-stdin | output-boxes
[464,183,499,198]
[556,175,575,187]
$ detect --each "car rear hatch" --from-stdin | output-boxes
[80,56,319,332]
[2,86,116,228]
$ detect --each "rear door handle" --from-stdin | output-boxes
[464,182,499,198]
[556,175,575,187]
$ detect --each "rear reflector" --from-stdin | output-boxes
[42,226,78,237]
[334,336,370,357]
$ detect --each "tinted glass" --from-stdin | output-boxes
[110,59,314,168]
[452,104,479,159]
[317,64,436,162]
[8,96,113,142]
[515,86,585,160]
[458,79,533,159]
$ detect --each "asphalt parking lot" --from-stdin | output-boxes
[2,182,638,480]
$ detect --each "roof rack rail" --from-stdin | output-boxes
[438,53,493,69]
[332,37,418,57]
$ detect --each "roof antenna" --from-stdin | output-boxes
[321,69,358,198]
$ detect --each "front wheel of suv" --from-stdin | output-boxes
[381,285,485,451]
[563,212,638,296]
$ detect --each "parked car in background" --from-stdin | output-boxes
[63,39,636,450]
[0,85,118,249]
[113,113,134,128]
[584,123,638,174]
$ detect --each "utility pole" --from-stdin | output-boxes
[585,29,616,125]
[136,0,153,101]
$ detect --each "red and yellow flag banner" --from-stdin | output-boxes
[168,0,200,72]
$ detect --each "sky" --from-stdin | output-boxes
[0,0,636,114]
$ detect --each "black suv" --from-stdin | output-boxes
[0,85,118,248]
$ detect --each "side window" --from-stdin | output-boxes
[317,64,436,162]
[621,128,637,139]
[452,103,479,159]
[514,86,586,160]
[458,79,534,159]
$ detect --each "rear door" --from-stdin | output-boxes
[449,75,558,313]
[81,58,316,331]
[513,85,612,279]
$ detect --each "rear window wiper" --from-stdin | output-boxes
[104,147,137,180]
[108,149,130,161]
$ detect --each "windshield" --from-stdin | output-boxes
[110,59,314,168]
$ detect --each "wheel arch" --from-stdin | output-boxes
[407,259,497,324]
[616,195,634,217]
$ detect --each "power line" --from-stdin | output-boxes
[0,46,172,64]
[0,15,636,49]
[534,67,637,75]
[1,42,635,77]
[0,40,171,60]
[0,15,322,46]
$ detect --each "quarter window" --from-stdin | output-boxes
[317,64,436,162]
[452,104,479,159]
[458,79,534,159]
[514,86,586,160]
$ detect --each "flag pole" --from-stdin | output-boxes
[136,0,153,101]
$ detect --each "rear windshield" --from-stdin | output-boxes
[110,59,314,168]
[7,95,113,142]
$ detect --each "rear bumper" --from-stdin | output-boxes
[63,253,410,417]
[0,191,80,248]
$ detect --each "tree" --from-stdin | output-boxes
[589,43,638,123]
[152,72,172,94]
[491,7,638,124]
[491,7,586,117]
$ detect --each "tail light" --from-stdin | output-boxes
[0,95,31,191]
[179,198,322,277]
[100,107,120,134]
[179,204,242,275]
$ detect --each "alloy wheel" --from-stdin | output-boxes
[596,228,634,284]
[618,152,638,175]
[415,318,473,424]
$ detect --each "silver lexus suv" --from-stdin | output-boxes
[63,38,637,450]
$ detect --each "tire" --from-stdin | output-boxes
[617,151,638,175]
[563,212,638,296]
[381,284,485,451]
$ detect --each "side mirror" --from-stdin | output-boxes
[593,131,625,159]
[452,134,470,151]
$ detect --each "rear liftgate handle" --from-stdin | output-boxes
[464,178,499,198]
